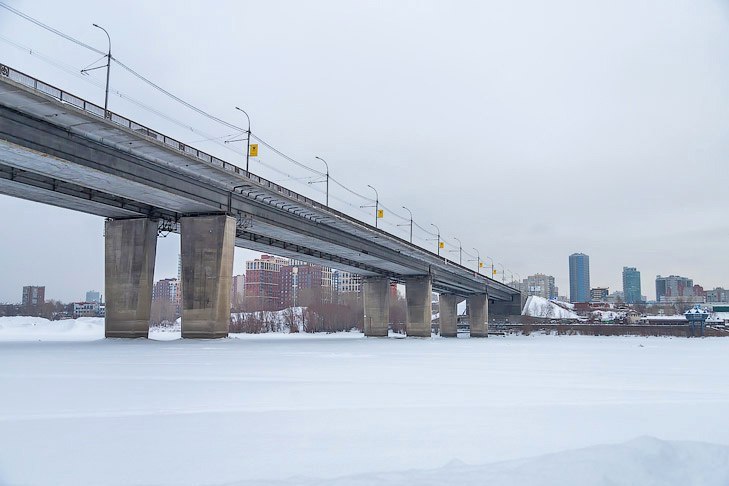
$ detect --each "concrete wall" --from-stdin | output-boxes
[405,276,432,337]
[469,294,489,337]
[180,215,236,339]
[105,218,157,338]
[363,276,390,337]
[439,294,459,337]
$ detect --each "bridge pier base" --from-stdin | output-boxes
[439,294,459,337]
[104,218,157,338]
[405,276,432,337]
[363,276,390,337]
[468,294,489,337]
[180,215,235,339]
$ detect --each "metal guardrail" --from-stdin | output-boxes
[0,63,519,295]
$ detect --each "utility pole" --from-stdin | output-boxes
[400,206,413,243]
[314,156,330,206]
[82,24,112,114]
[360,185,380,228]
[430,223,441,256]
[471,248,481,274]
[235,107,252,174]
[450,237,463,265]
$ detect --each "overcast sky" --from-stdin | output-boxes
[1,0,728,303]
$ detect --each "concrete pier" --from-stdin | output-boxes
[105,218,158,338]
[468,294,489,337]
[439,294,459,337]
[405,276,432,337]
[180,215,236,339]
[363,276,390,337]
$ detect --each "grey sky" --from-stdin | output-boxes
[1,0,728,303]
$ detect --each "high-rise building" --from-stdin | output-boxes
[568,253,590,303]
[622,267,642,304]
[152,278,180,306]
[21,285,45,315]
[522,274,558,300]
[245,255,288,311]
[85,290,102,304]
[655,275,694,302]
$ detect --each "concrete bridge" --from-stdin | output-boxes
[0,64,522,338]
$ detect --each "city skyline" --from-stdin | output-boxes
[2,234,725,304]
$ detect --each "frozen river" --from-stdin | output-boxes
[1,318,729,485]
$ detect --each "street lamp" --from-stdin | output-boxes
[235,106,252,174]
[399,206,413,243]
[360,184,379,228]
[486,256,495,279]
[449,237,463,265]
[498,263,505,283]
[430,223,441,256]
[470,248,481,274]
[82,24,112,113]
[311,156,330,206]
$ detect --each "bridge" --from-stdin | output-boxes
[0,64,522,338]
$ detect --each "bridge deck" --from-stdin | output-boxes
[0,64,519,300]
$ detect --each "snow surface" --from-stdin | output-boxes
[522,295,580,319]
[2,318,729,485]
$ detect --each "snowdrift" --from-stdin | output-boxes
[226,437,729,485]
[0,316,104,341]
[522,295,580,319]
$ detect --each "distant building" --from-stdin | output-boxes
[73,301,102,318]
[606,290,625,304]
[245,255,288,311]
[333,270,362,295]
[706,288,729,303]
[622,267,642,304]
[655,275,695,303]
[231,275,245,309]
[281,263,324,307]
[590,287,609,302]
[85,290,102,304]
[522,273,558,300]
[152,278,181,316]
[21,285,45,315]
[568,253,590,303]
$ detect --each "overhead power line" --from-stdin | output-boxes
[0,1,500,271]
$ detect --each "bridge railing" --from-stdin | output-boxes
[0,63,325,209]
[0,63,518,294]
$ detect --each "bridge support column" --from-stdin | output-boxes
[363,276,390,337]
[104,218,157,338]
[405,276,432,337]
[180,215,235,339]
[439,294,459,337]
[468,294,489,337]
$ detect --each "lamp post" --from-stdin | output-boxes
[82,24,112,113]
[400,206,413,243]
[450,237,463,265]
[486,256,495,279]
[430,223,441,256]
[235,106,252,174]
[498,263,505,283]
[313,156,330,206]
[367,185,379,228]
[471,248,481,273]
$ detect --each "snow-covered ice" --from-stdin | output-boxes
[1,317,729,485]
